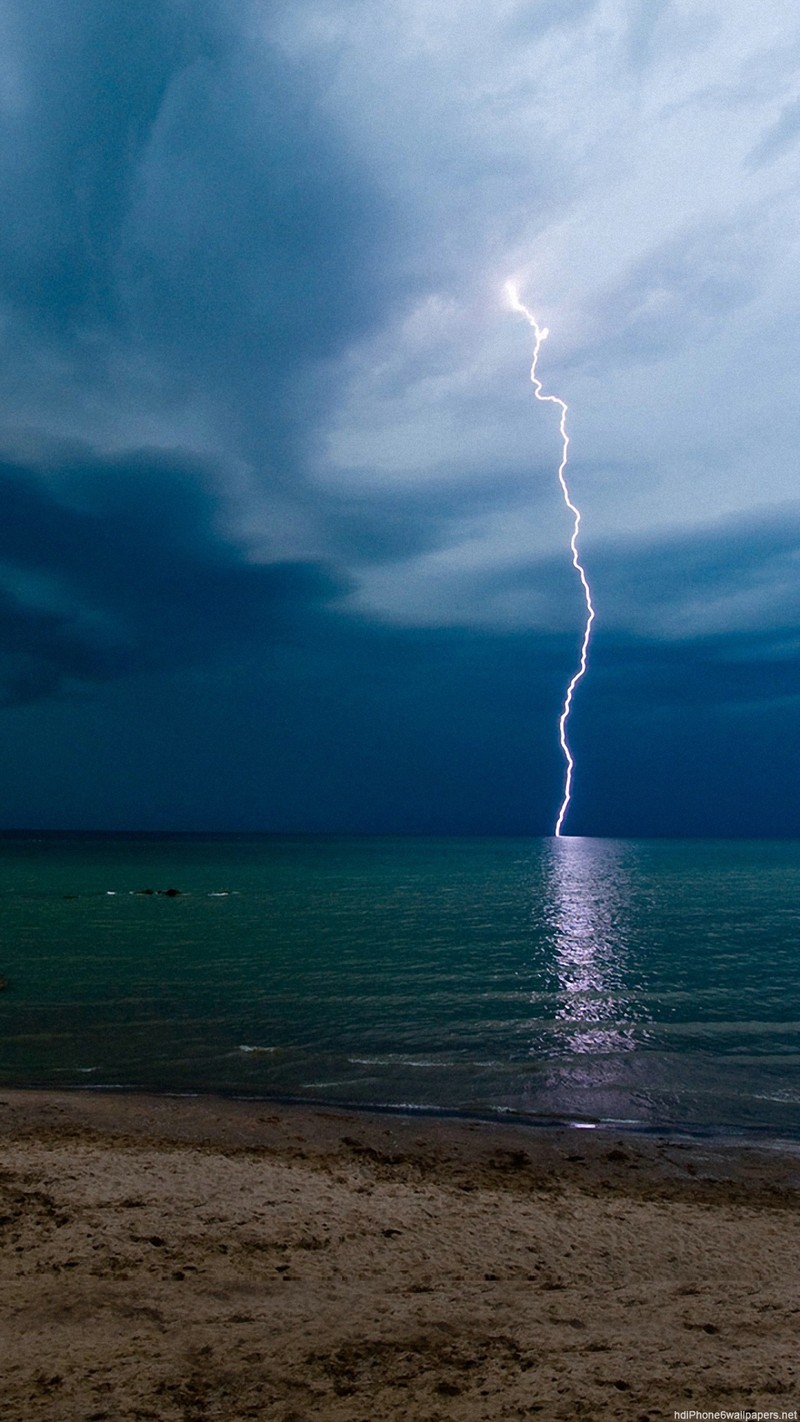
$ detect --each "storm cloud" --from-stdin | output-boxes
[0,0,797,834]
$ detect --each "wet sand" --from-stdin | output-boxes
[1,1088,799,1421]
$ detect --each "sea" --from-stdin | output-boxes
[0,833,798,1140]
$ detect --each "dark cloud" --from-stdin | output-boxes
[120,38,388,398]
[472,504,800,646]
[0,2,794,835]
[1,436,796,742]
[322,466,554,566]
[589,506,800,635]
[0,582,128,707]
[565,620,800,837]
[0,438,796,836]
[0,574,794,835]
[0,446,344,704]
[0,0,198,333]
[587,626,800,713]
[0,0,393,471]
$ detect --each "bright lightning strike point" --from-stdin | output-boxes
[505,281,596,838]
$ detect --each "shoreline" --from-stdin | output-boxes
[4,1084,800,1205]
[5,1077,800,1154]
[3,1087,799,1420]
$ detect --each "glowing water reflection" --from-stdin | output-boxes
[545,837,637,1053]
[536,837,650,1120]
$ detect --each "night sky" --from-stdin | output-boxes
[0,0,797,836]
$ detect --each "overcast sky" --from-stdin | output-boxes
[0,0,797,835]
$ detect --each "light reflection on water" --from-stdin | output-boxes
[529,836,667,1126]
[0,834,799,1135]
[543,836,640,1057]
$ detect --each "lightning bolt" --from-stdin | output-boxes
[504,281,595,837]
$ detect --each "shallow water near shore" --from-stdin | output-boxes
[0,833,798,1137]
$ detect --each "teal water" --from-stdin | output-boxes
[0,834,798,1136]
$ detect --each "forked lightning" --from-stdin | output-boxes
[505,282,595,837]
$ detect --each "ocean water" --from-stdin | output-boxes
[0,833,798,1138]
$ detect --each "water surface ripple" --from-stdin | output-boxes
[0,834,798,1136]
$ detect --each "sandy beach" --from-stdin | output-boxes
[1,1090,798,1421]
